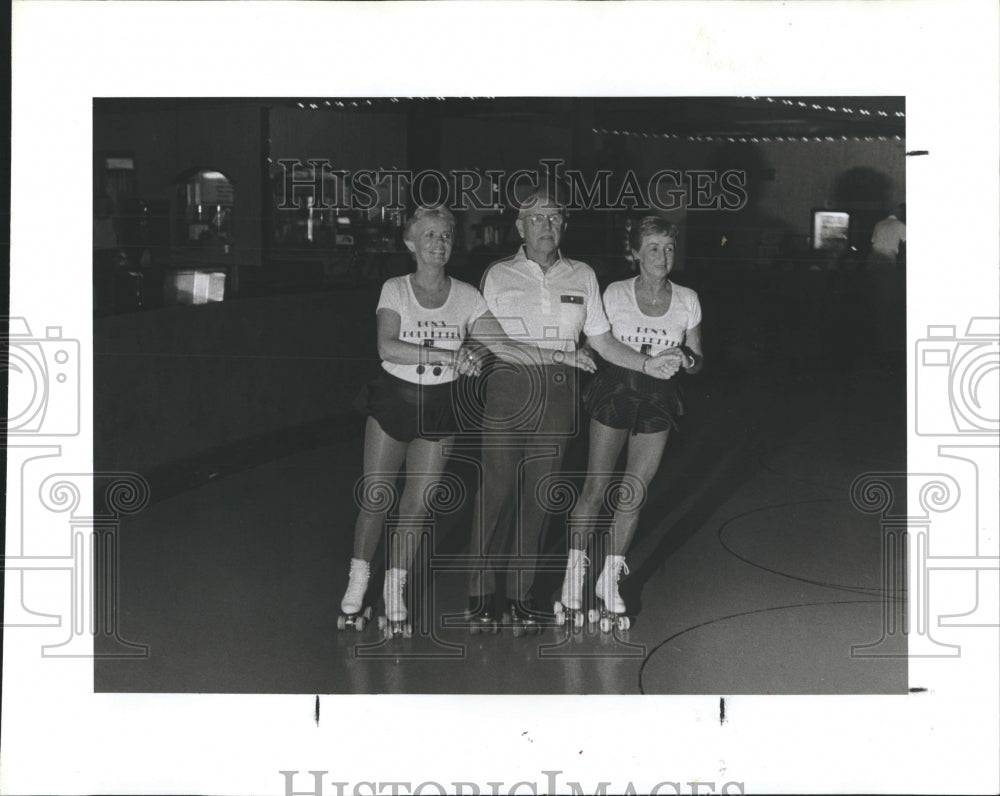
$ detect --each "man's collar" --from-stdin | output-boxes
[516,244,566,271]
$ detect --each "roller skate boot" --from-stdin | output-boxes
[465,592,500,635]
[337,558,372,631]
[589,555,631,632]
[504,598,554,638]
[377,567,412,639]
[553,548,588,630]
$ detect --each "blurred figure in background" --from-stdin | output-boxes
[868,203,906,268]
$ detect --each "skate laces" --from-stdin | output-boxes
[347,560,369,592]
[561,553,589,606]
[597,558,628,600]
[385,570,407,614]
[599,558,628,584]
[350,558,369,576]
[342,559,370,611]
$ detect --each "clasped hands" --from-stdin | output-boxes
[551,347,684,378]
[426,346,687,379]
[643,347,686,379]
[421,346,484,377]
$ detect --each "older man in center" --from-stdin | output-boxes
[465,190,682,634]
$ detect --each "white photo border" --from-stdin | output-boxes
[5,2,999,794]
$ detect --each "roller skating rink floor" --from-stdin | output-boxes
[95,357,908,695]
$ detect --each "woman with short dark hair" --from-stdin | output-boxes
[555,215,704,631]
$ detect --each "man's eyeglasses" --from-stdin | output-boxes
[525,213,564,227]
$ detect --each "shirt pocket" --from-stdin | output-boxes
[558,291,587,336]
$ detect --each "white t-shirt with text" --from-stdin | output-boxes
[603,277,702,356]
[377,275,488,385]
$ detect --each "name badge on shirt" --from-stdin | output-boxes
[560,294,584,305]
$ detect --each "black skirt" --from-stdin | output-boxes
[353,370,460,443]
[582,363,684,435]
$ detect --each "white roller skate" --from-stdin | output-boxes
[337,558,373,631]
[589,555,631,632]
[377,567,412,639]
[553,548,588,630]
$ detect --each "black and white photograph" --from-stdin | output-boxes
[4,2,999,795]
[90,95,910,696]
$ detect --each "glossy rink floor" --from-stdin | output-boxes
[96,358,907,694]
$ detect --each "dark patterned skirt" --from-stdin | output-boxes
[582,363,684,435]
[353,370,459,443]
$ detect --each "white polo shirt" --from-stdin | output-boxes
[604,277,702,355]
[480,247,610,361]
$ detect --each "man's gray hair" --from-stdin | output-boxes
[517,188,569,219]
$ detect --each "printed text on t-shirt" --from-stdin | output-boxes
[620,326,681,348]
[400,320,462,340]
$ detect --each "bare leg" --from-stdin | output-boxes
[609,428,670,556]
[567,419,630,552]
[351,417,408,562]
[391,436,450,571]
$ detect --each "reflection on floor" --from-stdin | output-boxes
[96,358,907,694]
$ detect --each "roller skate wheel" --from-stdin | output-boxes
[336,615,347,631]
[469,620,480,636]
[490,621,500,634]
[363,606,373,620]
[588,609,600,624]
[377,616,387,631]
[600,616,612,633]
[403,624,413,639]
[512,623,524,638]
[574,612,584,628]
[355,616,366,632]
[553,609,566,626]
[617,616,630,630]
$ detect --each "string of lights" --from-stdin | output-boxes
[293,97,492,110]
[742,95,905,118]
[591,127,903,143]
[287,99,903,142]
